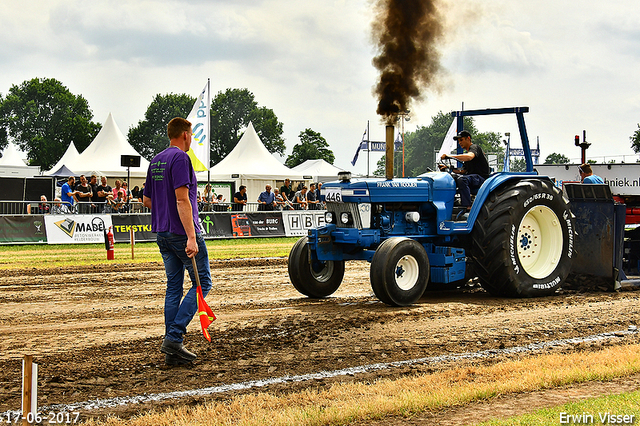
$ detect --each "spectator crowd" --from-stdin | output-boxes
[30,174,145,214]
[31,176,325,214]
[196,179,325,212]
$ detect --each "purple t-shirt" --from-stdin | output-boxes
[144,147,200,235]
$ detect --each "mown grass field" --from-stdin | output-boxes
[478,390,640,425]
[0,237,298,268]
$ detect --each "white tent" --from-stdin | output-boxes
[291,159,344,183]
[64,113,150,179]
[0,142,40,177]
[0,142,28,166]
[199,122,306,199]
[43,142,80,175]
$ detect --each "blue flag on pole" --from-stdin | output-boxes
[394,131,403,151]
[351,127,368,166]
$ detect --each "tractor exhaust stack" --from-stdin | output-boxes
[385,124,394,180]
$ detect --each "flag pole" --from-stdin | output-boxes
[366,120,370,177]
[207,78,211,183]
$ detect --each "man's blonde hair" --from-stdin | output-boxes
[167,117,192,140]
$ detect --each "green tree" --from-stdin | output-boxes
[403,111,458,176]
[285,128,335,168]
[511,158,526,172]
[631,124,640,153]
[0,77,101,169]
[128,93,195,160]
[210,88,285,164]
[544,152,570,164]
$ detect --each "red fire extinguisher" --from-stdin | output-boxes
[106,226,115,260]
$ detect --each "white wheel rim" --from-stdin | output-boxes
[311,261,334,283]
[517,205,563,279]
[394,255,420,290]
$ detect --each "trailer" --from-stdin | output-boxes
[536,163,640,280]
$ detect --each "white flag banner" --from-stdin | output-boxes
[187,80,210,171]
[436,118,458,160]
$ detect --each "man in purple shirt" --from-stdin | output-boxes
[143,117,213,366]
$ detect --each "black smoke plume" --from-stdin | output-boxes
[372,0,444,123]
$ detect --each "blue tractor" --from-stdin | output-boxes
[288,107,575,306]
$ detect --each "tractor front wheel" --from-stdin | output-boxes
[370,237,429,306]
[288,237,345,298]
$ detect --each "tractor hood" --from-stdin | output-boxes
[321,172,455,204]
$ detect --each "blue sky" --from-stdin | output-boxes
[2,0,639,175]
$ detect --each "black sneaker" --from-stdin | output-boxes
[165,354,193,366]
[160,338,197,362]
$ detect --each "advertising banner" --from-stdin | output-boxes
[111,215,155,243]
[0,216,47,243]
[199,212,232,239]
[246,213,285,237]
[282,211,326,237]
[44,215,113,244]
[536,164,640,196]
[0,211,327,244]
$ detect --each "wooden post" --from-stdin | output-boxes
[22,355,32,426]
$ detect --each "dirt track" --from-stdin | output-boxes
[1,259,639,424]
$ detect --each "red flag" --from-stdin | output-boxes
[197,285,216,342]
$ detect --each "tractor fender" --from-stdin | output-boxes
[439,172,555,235]
[469,172,555,228]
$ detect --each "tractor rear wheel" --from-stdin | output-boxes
[288,237,345,298]
[470,178,574,297]
[370,237,429,306]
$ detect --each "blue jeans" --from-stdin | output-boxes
[157,232,212,343]
[453,173,486,207]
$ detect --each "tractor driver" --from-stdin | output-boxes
[439,130,490,209]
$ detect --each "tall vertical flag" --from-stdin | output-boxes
[186,80,210,171]
[436,118,458,160]
[351,126,368,166]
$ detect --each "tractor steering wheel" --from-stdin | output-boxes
[438,156,455,172]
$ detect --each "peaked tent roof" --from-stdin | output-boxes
[46,164,76,178]
[0,142,28,166]
[204,122,304,180]
[64,113,150,178]
[43,142,80,175]
[0,142,40,177]
[291,159,344,182]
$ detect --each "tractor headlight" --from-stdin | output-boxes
[340,212,351,225]
[338,171,352,182]
[325,212,334,223]
[405,212,420,223]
